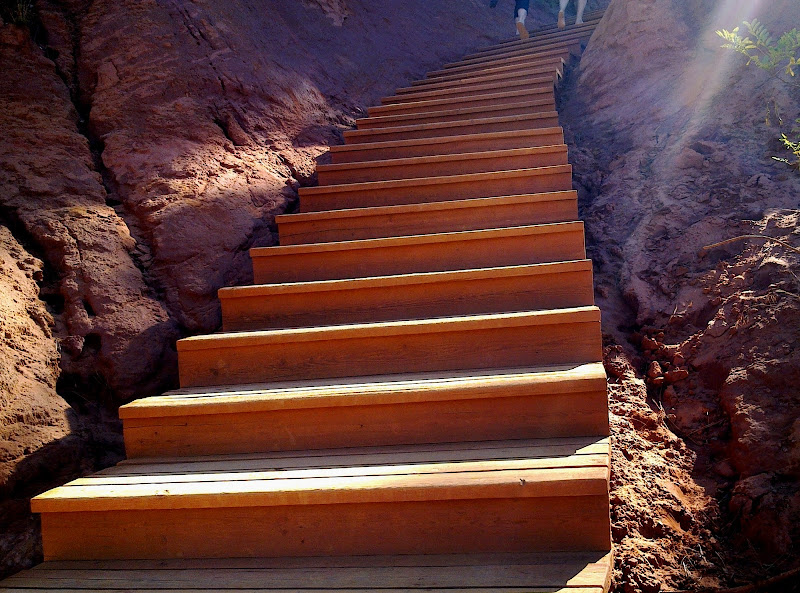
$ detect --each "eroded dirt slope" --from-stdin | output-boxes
[559,0,800,589]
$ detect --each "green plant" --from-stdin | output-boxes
[0,0,34,26]
[717,20,800,171]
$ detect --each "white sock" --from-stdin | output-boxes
[516,8,527,25]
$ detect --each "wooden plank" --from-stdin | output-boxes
[38,496,611,559]
[328,128,565,164]
[118,436,611,471]
[367,88,555,118]
[381,77,553,105]
[3,563,610,588]
[175,308,601,388]
[0,583,603,593]
[251,222,586,285]
[122,391,608,457]
[124,363,605,413]
[32,462,609,513]
[66,453,611,489]
[402,60,564,91]
[356,100,556,130]
[317,146,567,185]
[219,260,592,331]
[342,113,561,145]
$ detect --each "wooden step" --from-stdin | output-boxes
[395,65,559,97]
[357,98,555,131]
[299,165,571,213]
[0,551,613,592]
[367,86,555,118]
[381,75,553,105]
[343,113,561,145]
[176,307,601,388]
[427,45,576,79]
[329,127,565,164]
[440,39,586,73]
[253,220,586,284]
[412,58,565,89]
[32,436,611,559]
[462,22,600,62]
[279,191,578,244]
[121,362,607,457]
[318,145,567,185]
[220,259,593,331]
[481,11,604,51]
[403,59,565,93]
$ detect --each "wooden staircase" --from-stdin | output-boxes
[1,13,612,593]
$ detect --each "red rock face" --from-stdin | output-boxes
[559,0,800,589]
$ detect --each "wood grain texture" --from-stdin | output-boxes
[329,128,565,163]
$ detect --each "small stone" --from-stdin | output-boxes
[647,361,663,379]
[641,336,660,351]
[665,368,689,384]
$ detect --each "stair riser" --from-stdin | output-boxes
[40,496,611,560]
[428,47,574,78]
[124,391,608,458]
[368,89,553,117]
[178,315,600,387]
[405,61,564,91]
[329,129,565,164]
[222,265,593,331]
[382,79,552,105]
[318,147,567,185]
[280,193,577,244]
[254,225,585,283]
[300,166,571,212]
[357,101,555,130]
[419,57,566,86]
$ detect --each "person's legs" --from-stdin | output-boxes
[514,0,529,39]
[558,0,568,29]
[575,0,587,24]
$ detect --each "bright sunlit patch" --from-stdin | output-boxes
[666,0,766,160]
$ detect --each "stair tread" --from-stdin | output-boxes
[317,146,566,174]
[417,57,565,85]
[343,111,559,139]
[486,12,604,48]
[121,360,605,418]
[465,22,600,59]
[256,220,582,257]
[0,551,612,591]
[177,306,600,352]
[329,127,564,158]
[299,165,570,196]
[359,98,555,127]
[432,46,576,76]
[443,39,585,69]
[31,436,610,513]
[369,89,555,117]
[403,61,563,91]
[383,76,553,103]
[221,259,590,299]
